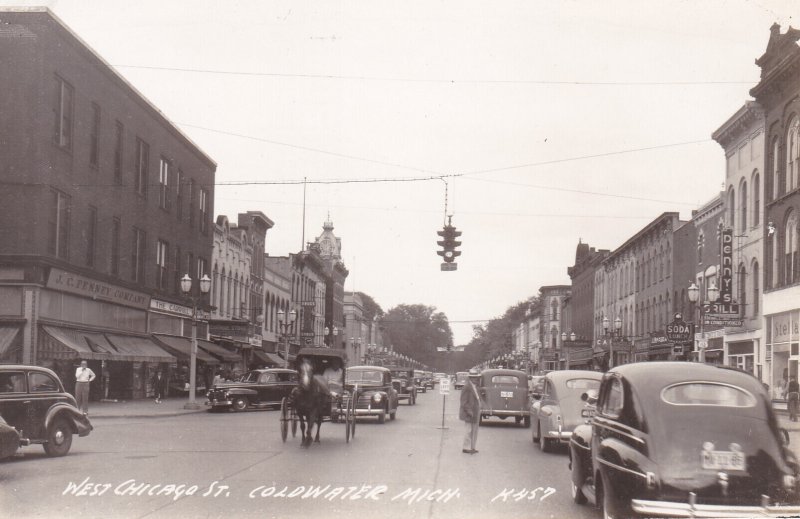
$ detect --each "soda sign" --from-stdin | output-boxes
[665,317,693,342]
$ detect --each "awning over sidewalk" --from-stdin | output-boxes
[41,326,176,362]
[252,349,285,367]
[198,340,240,363]
[152,334,220,364]
[0,326,20,358]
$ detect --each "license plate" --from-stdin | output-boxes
[701,450,746,471]
[501,391,513,398]
[581,408,595,418]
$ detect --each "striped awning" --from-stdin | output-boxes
[0,326,20,359]
[41,326,176,362]
[198,340,240,363]
[152,334,220,364]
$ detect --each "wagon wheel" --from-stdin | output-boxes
[291,407,299,438]
[349,390,357,439]
[280,397,289,442]
[345,398,351,443]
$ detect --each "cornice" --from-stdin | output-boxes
[712,101,764,149]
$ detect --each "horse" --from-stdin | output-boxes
[290,360,332,447]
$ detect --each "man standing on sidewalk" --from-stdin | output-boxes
[459,369,482,454]
[75,360,96,416]
[787,376,799,422]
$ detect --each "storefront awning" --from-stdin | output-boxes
[152,334,220,364]
[252,350,285,367]
[198,340,240,363]
[41,326,176,362]
[0,326,20,358]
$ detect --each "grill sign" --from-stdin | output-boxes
[665,315,693,342]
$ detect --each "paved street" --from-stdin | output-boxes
[0,390,602,519]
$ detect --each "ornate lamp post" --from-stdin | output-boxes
[277,308,297,368]
[687,281,719,363]
[180,273,211,410]
[601,316,623,369]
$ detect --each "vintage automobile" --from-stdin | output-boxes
[341,366,398,423]
[454,371,469,390]
[390,368,417,405]
[477,368,530,427]
[423,371,435,390]
[206,368,299,411]
[531,369,602,452]
[569,362,800,518]
[0,364,93,457]
[433,373,447,385]
[0,415,20,460]
[413,370,428,393]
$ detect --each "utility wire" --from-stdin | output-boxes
[114,64,753,86]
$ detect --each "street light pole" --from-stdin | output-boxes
[180,273,211,410]
[687,281,719,363]
[278,308,297,368]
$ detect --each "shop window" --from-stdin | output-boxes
[54,76,73,150]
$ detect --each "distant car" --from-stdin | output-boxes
[0,364,93,457]
[206,368,299,411]
[390,368,417,405]
[569,362,800,518]
[454,372,469,390]
[341,366,398,423]
[477,369,530,427]
[531,370,602,452]
[413,370,428,393]
[423,371,435,390]
[433,373,447,385]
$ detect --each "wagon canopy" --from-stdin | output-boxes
[294,347,347,374]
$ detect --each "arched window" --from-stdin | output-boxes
[740,179,748,231]
[786,211,799,284]
[752,261,760,316]
[697,232,705,264]
[728,187,736,229]
[787,116,799,193]
[773,137,781,200]
[752,171,760,226]
[738,263,747,313]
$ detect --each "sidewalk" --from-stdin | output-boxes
[88,397,209,419]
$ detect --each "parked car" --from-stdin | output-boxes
[569,362,800,518]
[341,366,398,423]
[477,369,530,427]
[0,415,20,460]
[454,371,469,390]
[390,368,417,405]
[0,364,93,457]
[413,370,428,393]
[531,370,602,452]
[206,368,298,411]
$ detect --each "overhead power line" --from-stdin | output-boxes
[114,64,753,86]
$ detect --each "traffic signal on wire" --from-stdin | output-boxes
[437,217,461,270]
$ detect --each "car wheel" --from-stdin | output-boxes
[523,416,531,428]
[540,426,553,453]
[390,409,396,421]
[43,417,73,457]
[232,397,248,412]
[571,480,587,505]
[600,471,629,519]
[532,422,540,443]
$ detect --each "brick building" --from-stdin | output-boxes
[0,8,216,399]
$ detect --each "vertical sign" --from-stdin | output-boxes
[720,228,733,304]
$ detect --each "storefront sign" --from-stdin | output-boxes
[720,228,734,303]
[705,317,743,327]
[665,315,693,342]
[771,311,799,344]
[209,322,250,338]
[47,268,150,310]
[150,299,193,317]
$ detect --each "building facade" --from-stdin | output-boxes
[751,24,800,395]
[314,217,348,349]
[0,8,215,399]
[713,101,766,378]
[538,285,570,371]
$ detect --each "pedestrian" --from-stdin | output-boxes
[787,376,799,422]
[459,368,482,454]
[74,360,96,415]
[152,369,167,404]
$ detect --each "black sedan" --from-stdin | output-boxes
[0,364,93,457]
[206,368,298,411]
[569,362,800,518]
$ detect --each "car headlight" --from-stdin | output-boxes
[372,393,382,403]
[784,474,797,490]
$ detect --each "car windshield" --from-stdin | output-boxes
[565,378,601,391]
[348,370,383,383]
[490,375,521,387]
[661,382,757,407]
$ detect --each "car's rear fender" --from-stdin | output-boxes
[45,404,93,436]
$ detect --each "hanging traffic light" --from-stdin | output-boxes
[437,216,461,271]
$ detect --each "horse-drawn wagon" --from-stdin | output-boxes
[279,348,357,446]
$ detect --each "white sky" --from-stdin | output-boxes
[10,0,798,345]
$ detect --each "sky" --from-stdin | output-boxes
[8,0,798,345]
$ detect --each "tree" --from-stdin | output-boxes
[466,295,540,362]
[355,291,384,321]
[382,304,453,363]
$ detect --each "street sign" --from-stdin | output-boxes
[672,344,684,355]
[697,339,708,350]
[440,263,457,271]
[439,378,450,395]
